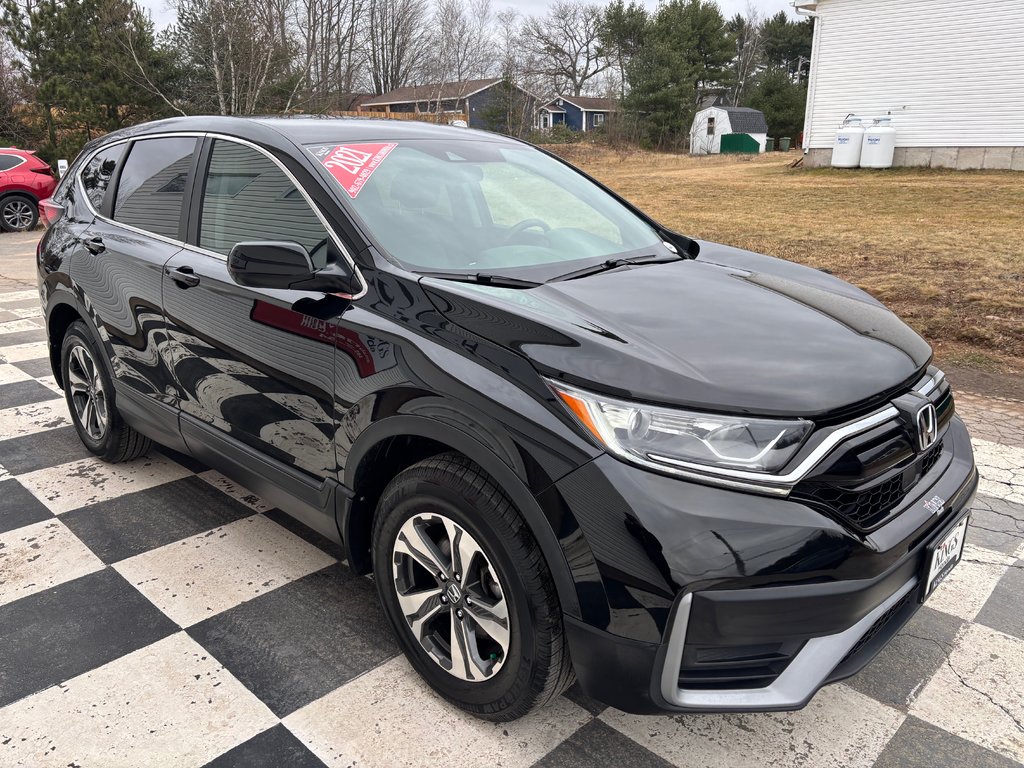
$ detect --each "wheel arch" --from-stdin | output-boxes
[340,414,583,620]
[0,189,40,205]
[45,299,86,386]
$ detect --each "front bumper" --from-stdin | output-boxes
[559,416,978,714]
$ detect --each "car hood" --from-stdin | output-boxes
[422,242,931,418]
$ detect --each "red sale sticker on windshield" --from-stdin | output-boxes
[308,142,397,198]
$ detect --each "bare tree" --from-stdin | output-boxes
[522,1,608,97]
[477,8,542,136]
[420,0,494,111]
[172,0,291,115]
[728,2,762,106]
[288,0,365,111]
[364,0,429,94]
[431,0,492,83]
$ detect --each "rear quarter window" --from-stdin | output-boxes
[0,154,26,172]
[79,144,126,210]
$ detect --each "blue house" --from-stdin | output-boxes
[538,96,617,132]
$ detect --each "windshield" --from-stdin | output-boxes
[307,139,666,279]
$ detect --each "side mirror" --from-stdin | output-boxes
[227,241,361,295]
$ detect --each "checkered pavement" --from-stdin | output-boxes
[1,282,1023,768]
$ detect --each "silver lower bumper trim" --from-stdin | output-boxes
[659,578,918,710]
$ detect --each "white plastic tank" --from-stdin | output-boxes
[831,118,866,168]
[861,118,897,168]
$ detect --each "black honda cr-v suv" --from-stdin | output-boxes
[38,116,978,721]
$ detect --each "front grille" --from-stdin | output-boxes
[794,439,945,532]
[920,439,944,476]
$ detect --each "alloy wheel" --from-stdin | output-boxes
[67,342,109,441]
[392,512,511,682]
[2,199,34,230]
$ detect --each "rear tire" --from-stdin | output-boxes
[60,320,151,462]
[0,195,38,232]
[372,452,574,721]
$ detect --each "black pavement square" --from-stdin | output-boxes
[0,478,54,534]
[12,357,55,379]
[845,604,964,710]
[61,475,257,564]
[531,719,674,768]
[0,379,60,409]
[188,563,399,717]
[0,568,178,707]
[968,495,1024,556]
[0,425,94,475]
[154,444,210,474]
[975,559,1024,642]
[874,715,1022,768]
[202,725,326,768]
[263,507,343,561]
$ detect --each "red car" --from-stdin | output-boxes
[0,148,57,232]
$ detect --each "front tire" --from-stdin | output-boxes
[60,320,151,462]
[0,195,38,232]
[372,453,574,721]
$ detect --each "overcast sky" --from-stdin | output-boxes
[140,0,796,37]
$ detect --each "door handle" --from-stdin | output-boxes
[166,265,200,288]
[83,236,105,255]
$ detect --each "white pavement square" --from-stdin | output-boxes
[18,454,192,514]
[284,655,592,768]
[0,632,278,768]
[114,514,337,626]
[0,518,104,607]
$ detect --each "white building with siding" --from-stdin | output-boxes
[798,0,1024,170]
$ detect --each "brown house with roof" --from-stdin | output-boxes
[360,78,535,131]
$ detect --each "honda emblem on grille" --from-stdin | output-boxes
[916,403,938,451]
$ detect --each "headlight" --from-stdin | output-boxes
[549,380,812,480]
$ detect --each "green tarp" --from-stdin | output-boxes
[720,133,761,154]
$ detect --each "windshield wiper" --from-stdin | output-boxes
[550,254,682,282]
[418,271,541,288]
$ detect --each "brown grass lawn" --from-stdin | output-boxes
[552,146,1024,376]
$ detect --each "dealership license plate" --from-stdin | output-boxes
[923,515,969,600]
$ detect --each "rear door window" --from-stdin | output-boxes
[198,140,331,268]
[79,144,125,210]
[113,137,197,239]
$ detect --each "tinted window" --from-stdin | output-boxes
[80,145,125,210]
[114,138,197,239]
[199,141,331,268]
[0,154,24,172]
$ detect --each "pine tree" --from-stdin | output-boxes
[623,0,733,149]
[2,0,180,157]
